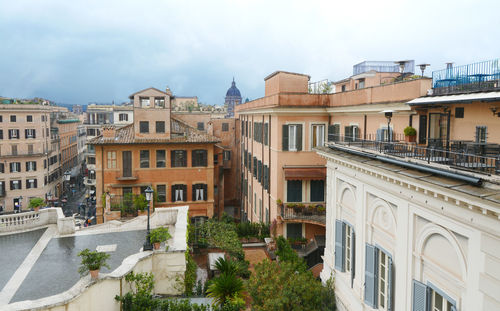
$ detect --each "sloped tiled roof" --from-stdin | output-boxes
[89,118,220,145]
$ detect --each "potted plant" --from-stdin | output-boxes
[149,226,172,250]
[316,204,326,215]
[29,197,44,211]
[134,194,148,216]
[78,248,110,279]
[404,126,417,143]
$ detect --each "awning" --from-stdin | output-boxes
[407,91,500,106]
[284,167,326,180]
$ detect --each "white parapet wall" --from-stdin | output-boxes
[0,208,75,235]
[4,206,189,311]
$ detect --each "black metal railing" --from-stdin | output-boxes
[328,135,500,176]
[280,203,326,225]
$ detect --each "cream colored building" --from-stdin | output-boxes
[0,103,61,212]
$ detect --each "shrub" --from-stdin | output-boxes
[29,197,44,210]
[134,194,148,211]
[206,273,245,308]
[149,227,171,244]
[77,249,110,276]
[184,250,197,296]
[404,126,417,136]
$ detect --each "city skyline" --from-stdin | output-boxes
[1,0,500,106]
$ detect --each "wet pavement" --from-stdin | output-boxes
[0,229,47,291]
[10,229,146,303]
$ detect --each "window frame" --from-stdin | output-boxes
[140,150,150,168]
[139,121,149,133]
[140,97,150,108]
[107,151,117,169]
[222,123,229,132]
[171,150,187,167]
[156,150,166,168]
[156,184,166,202]
[311,123,326,148]
[156,121,165,133]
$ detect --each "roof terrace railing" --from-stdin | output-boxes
[432,59,500,94]
[327,134,499,176]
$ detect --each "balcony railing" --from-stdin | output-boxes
[328,135,500,176]
[280,203,326,225]
[432,59,500,95]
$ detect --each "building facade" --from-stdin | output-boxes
[319,59,500,311]
[90,87,220,223]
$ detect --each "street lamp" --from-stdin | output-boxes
[417,63,430,78]
[382,110,393,142]
[143,186,154,251]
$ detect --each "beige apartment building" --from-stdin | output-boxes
[0,102,61,212]
[235,68,431,251]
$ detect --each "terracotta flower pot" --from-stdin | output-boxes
[405,135,416,143]
[90,269,99,279]
[153,242,161,250]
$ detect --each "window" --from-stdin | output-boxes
[139,121,149,133]
[312,124,325,148]
[26,161,37,172]
[197,122,204,131]
[27,144,33,154]
[341,85,346,92]
[9,129,19,139]
[140,150,150,168]
[286,223,302,239]
[282,124,302,151]
[364,244,393,310]
[334,221,355,282]
[0,163,4,173]
[223,150,231,161]
[310,180,325,202]
[157,185,166,202]
[88,156,96,165]
[257,160,262,183]
[455,107,464,118]
[10,180,21,190]
[214,154,218,165]
[154,97,165,108]
[0,129,3,139]
[475,126,487,143]
[171,150,187,167]
[222,123,229,132]
[264,123,269,145]
[156,150,166,168]
[358,78,365,89]
[140,97,150,108]
[171,184,187,202]
[286,180,302,202]
[122,151,132,177]
[10,162,21,173]
[253,157,257,176]
[27,115,33,122]
[345,125,360,142]
[87,128,96,136]
[156,121,165,133]
[11,145,17,156]
[25,128,36,139]
[107,151,116,168]
[328,124,340,142]
[192,184,207,201]
[412,281,456,311]
[119,113,128,121]
[26,179,37,189]
[263,165,269,191]
[192,150,207,167]
[0,115,2,122]
[10,115,16,122]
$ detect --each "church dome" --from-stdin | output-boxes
[226,79,241,97]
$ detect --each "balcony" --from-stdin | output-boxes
[432,59,500,95]
[279,203,326,225]
[328,135,500,176]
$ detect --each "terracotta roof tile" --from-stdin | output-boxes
[89,118,221,145]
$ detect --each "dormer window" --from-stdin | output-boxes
[140,97,150,108]
[154,97,165,108]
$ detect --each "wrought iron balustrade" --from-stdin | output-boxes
[280,203,326,225]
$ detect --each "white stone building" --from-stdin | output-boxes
[317,146,500,311]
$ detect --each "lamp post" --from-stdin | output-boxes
[417,63,430,78]
[143,186,154,251]
[382,110,393,142]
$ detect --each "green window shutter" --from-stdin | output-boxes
[287,180,302,202]
[351,227,356,288]
[364,244,378,308]
[192,184,196,201]
[334,220,345,271]
[345,126,352,142]
[282,125,289,151]
[412,280,428,311]
[296,124,302,151]
[264,123,269,145]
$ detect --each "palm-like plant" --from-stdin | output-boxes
[206,272,244,307]
[214,257,238,275]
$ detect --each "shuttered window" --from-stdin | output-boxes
[192,184,208,201]
[253,157,257,176]
[282,124,302,151]
[257,160,262,183]
[364,244,393,311]
[122,151,132,177]
[310,180,325,202]
[192,150,208,167]
[286,180,302,202]
[412,280,457,311]
[171,184,187,202]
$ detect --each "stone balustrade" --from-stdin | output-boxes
[0,208,75,235]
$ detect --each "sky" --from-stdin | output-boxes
[1,0,499,106]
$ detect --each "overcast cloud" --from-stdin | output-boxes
[1,0,499,106]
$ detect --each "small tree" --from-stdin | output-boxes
[77,249,110,276]
[133,194,148,211]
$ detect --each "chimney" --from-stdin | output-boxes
[446,62,453,70]
[102,125,116,138]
